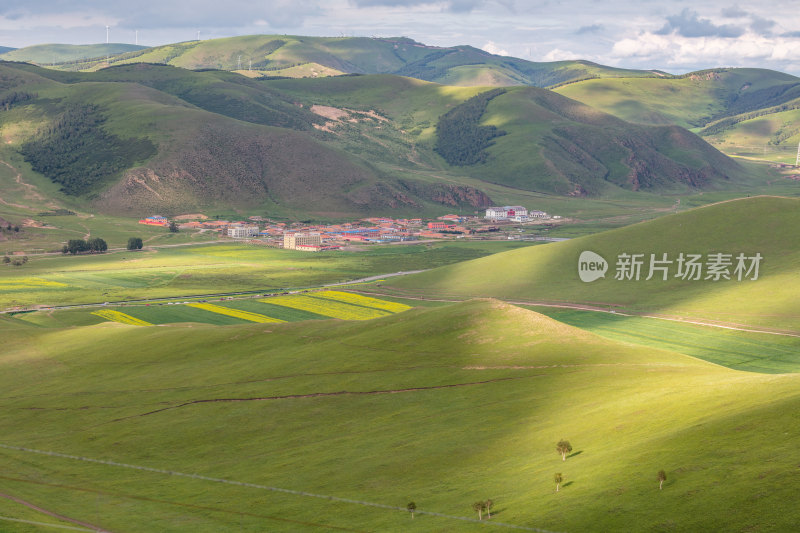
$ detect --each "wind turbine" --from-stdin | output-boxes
[795,140,800,168]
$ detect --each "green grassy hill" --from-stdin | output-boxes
[383,196,800,331]
[50,34,662,88]
[554,69,800,164]
[555,69,799,129]
[0,62,498,217]
[0,60,765,220]
[1,299,799,531]
[0,43,146,64]
[268,74,756,196]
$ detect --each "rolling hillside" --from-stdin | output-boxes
[1,299,799,531]
[41,34,662,88]
[382,196,800,331]
[554,69,800,164]
[0,61,761,218]
[0,62,496,216]
[269,74,753,196]
[0,43,146,64]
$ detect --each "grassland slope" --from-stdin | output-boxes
[268,75,754,196]
[554,68,799,129]
[0,60,759,215]
[0,299,799,531]
[0,43,146,64]
[0,62,499,216]
[384,196,800,330]
[554,69,800,164]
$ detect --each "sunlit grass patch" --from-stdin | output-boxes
[91,309,152,326]
[187,302,286,323]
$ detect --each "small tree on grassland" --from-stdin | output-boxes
[485,498,493,519]
[472,501,486,520]
[168,221,179,233]
[554,473,563,492]
[658,470,667,490]
[556,439,572,461]
[127,237,143,250]
[406,502,416,519]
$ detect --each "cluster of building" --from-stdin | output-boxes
[137,207,555,252]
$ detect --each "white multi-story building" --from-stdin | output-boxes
[227,225,260,238]
[284,232,322,250]
[485,206,529,221]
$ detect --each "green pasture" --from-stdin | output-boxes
[0,300,799,532]
[385,197,800,331]
[530,307,800,373]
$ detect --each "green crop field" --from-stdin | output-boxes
[1,300,799,532]
[529,307,800,373]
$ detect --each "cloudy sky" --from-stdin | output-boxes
[2,0,800,75]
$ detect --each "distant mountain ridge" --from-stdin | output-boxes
[3,35,664,88]
[0,43,146,65]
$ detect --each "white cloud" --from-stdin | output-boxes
[542,48,581,61]
[482,40,509,56]
[610,31,800,70]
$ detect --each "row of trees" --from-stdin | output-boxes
[62,238,107,255]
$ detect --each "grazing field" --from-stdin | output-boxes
[0,300,799,532]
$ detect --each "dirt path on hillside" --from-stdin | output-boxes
[0,160,31,209]
[0,158,54,208]
[0,490,112,532]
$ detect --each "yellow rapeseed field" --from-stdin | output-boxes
[262,295,391,320]
[187,302,286,323]
[91,309,153,326]
[312,291,411,313]
[0,278,67,288]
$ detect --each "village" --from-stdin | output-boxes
[139,206,562,251]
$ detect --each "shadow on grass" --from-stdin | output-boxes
[567,450,583,458]
[562,481,574,488]
[486,507,506,518]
